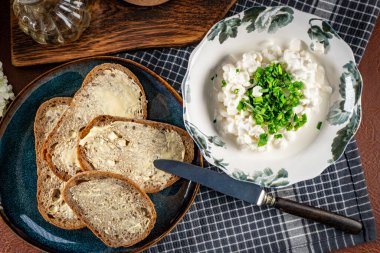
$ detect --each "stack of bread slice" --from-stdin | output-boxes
[34,63,194,247]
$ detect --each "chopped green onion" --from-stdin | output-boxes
[236,101,245,111]
[255,114,264,125]
[233,89,239,94]
[236,68,240,73]
[317,121,322,130]
[274,133,283,139]
[253,96,263,103]
[258,133,268,146]
[221,80,227,87]
[235,62,307,146]
[277,64,283,75]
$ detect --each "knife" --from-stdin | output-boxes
[154,159,363,234]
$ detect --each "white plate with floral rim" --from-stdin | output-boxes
[182,6,362,188]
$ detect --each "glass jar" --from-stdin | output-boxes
[13,0,93,45]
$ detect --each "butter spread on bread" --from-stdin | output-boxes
[63,171,156,248]
[43,64,147,181]
[34,97,85,229]
[77,116,194,193]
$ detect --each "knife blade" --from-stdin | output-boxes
[154,159,363,234]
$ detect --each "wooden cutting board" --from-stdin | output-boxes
[11,0,236,67]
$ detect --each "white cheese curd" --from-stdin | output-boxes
[215,40,332,151]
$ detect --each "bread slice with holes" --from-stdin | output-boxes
[63,171,156,248]
[43,64,147,181]
[77,115,194,193]
[34,97,85,229]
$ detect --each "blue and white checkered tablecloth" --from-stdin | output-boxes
[117,1,379,252]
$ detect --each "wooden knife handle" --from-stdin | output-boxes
[264,194,363,234]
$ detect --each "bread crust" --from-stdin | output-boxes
[77,115,195,193]
[62,171,157,248]
[34,97,85,230]
[43,63,148,181]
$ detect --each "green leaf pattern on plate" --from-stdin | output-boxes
[231,168,290,187]
[254,6,294,33]
[213,158,229,170]
[207,136,225,147]
[327,61,362,125]
[327,101,350,125]
[307,18,340,52]
[342,61,362,105]
[322,20,340,38]
[207,6,294,44]
[242,6,267,32]
[331,105,361,161]
[184,120,225,159]
[207,18,241,44]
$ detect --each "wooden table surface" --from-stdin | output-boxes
[0,2,379,253]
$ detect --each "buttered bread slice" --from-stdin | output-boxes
[34,98,85,229]
[63,171,156,248]
[43,64,147,181]
[77,115,194,193]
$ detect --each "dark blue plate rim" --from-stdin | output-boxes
[0,56,202,253]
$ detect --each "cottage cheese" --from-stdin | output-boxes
[215,40,332,151]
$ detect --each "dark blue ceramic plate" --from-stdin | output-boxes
[0,57,200,253]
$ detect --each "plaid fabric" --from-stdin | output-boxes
[117,0,379,252]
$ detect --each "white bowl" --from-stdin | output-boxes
[182,6,362,188]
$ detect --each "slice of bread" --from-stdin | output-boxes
[43,64,147,181]
[34,97,85,229]
[63,171,156,248]
[77,115,195,193]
